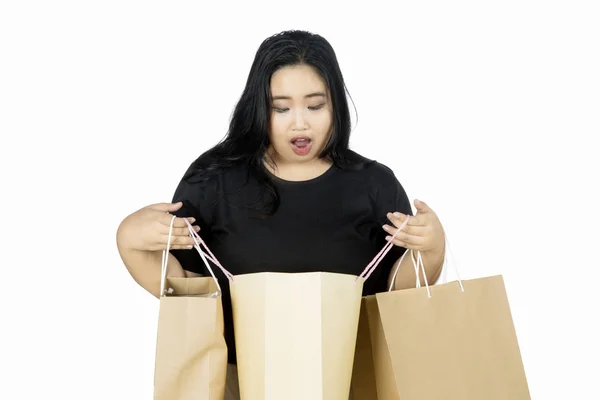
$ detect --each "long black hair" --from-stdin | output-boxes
[183,29,369,215]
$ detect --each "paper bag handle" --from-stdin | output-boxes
[159,215,232,297]
[177,212,429,288]
[387,249,432,297]
[388,234,465,297]
[184,219,234,283]
[357,216,412,282]
[436,234,464,290]
[159,215,177,297]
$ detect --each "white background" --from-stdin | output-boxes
[1,1,599,398]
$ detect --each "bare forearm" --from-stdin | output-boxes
[116,234,185,298]
[391,246,445,290]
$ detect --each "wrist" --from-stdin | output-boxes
[421,241,446,269]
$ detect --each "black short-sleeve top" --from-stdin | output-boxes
[170,155,413,364]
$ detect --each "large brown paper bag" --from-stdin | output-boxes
[351,242,531,400]
[153,216,228,400]
[185,216,412,400]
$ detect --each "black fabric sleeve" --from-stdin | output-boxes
[168,177,215,275]
[371,164,414,289]
[374,169,414,223]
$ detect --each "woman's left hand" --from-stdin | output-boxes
[382,199,445,254]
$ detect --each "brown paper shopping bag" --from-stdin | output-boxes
[153,216,228,400]
[351,239,531,400]
[230,271,363,400]
[350,297,381,399]
[185,216,412,400]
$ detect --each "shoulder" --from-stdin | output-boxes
[339,150,411,211]
[367,161,399,184]
[346,152,412,215]
[338,149,401,187]
[178,161,248,188]
[172,162,248,203]
[171,162,251,222]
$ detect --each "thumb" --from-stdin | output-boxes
[147,202,183,213]
[414,199,430,213]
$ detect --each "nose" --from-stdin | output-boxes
[292,108,308,130]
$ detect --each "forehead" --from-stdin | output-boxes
[270,64,327,98]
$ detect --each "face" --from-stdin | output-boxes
[268,64,333,165]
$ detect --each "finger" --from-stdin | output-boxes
[159,213,196,228]
[385,236,422,250]
[151,243,195,251]
[387,212,426,227]
[158,224,200,236]
[148,202,184,213]
[382,223,425,236]
[390,231,425,246]
[408,214,427,226]
[414,199,431,214]
[386,236,406,248]
[169,244,196,250]
[158,234,197,247]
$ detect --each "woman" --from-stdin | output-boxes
[116,29,447,398]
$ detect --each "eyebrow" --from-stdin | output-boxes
[271,92,326,100]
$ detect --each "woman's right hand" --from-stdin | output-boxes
[116,202,201,252]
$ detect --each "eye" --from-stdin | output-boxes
[309,104,325,111]
[273,107,289,113]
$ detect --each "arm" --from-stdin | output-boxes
[116,240,185,299]
[115,202,203,299]
[117,226,203,299]
[384,200,447,290]
[388,244,445,290]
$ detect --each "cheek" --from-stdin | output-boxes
[319,114,333,130]
[269,118,287,142]
[315,113,333,137]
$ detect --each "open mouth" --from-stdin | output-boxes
[290,136,312,156]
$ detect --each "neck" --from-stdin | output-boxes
[265,151,332,182]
